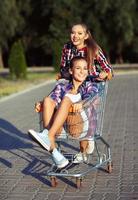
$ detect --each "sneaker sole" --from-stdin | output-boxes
[73,157,87,164]
[28,130,50,151]
[73,159,87,164]
[57,159,69,169]
[73,160,83,164]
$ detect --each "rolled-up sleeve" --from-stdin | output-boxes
[49,83,64,106]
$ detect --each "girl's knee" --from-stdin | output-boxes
[43,96,56,107]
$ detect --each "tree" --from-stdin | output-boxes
[47,0,82,70]
[123,0,138,63]
[103,0,137,63]
[81,0,137,63]
[17,0,137,65]
[0,0,31,68]
[8,40,27,79]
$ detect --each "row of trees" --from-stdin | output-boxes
[0,0,138,70]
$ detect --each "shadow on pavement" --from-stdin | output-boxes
[0,118,54,186]
[0,118,33,150]
[22,156,79,188]
[0,157,12,168]
[0,118,79,187]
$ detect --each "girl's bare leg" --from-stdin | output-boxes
[42,97,56,128]
[80,140,88,153]
[48,97,72,150]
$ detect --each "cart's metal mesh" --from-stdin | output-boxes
[36,81,112,179]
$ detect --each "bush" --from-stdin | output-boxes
[8,40,27,79]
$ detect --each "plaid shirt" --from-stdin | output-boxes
[49,80,99,106]
[60,41,113,79]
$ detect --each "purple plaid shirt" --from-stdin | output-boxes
[49,80,99,106]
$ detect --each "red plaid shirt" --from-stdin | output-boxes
[60,41,113,79]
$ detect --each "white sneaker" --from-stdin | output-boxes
[73,152,87,164]
[52,148,69,168]
[86,140,95,154]
[28,129,51,151]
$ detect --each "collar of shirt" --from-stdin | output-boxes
[65,80,86,93]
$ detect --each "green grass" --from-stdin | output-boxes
[0,71,57,98]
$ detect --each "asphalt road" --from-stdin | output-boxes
[0,74,138,200]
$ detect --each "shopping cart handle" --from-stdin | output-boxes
[86,75,100,81]
[87,75,99,79]
[87,75,107,82]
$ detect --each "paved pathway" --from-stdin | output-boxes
[0,74,138,200]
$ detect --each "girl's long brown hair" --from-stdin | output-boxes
[72,23,100,72]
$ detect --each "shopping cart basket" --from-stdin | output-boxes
[35,81,113,188]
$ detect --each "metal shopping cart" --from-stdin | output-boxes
[35,81,113,188]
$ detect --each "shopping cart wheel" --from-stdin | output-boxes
[50,176,58,187]
[76,178,82,189]
[107,162,113,173]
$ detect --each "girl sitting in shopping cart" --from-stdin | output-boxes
[28,56,99,168]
